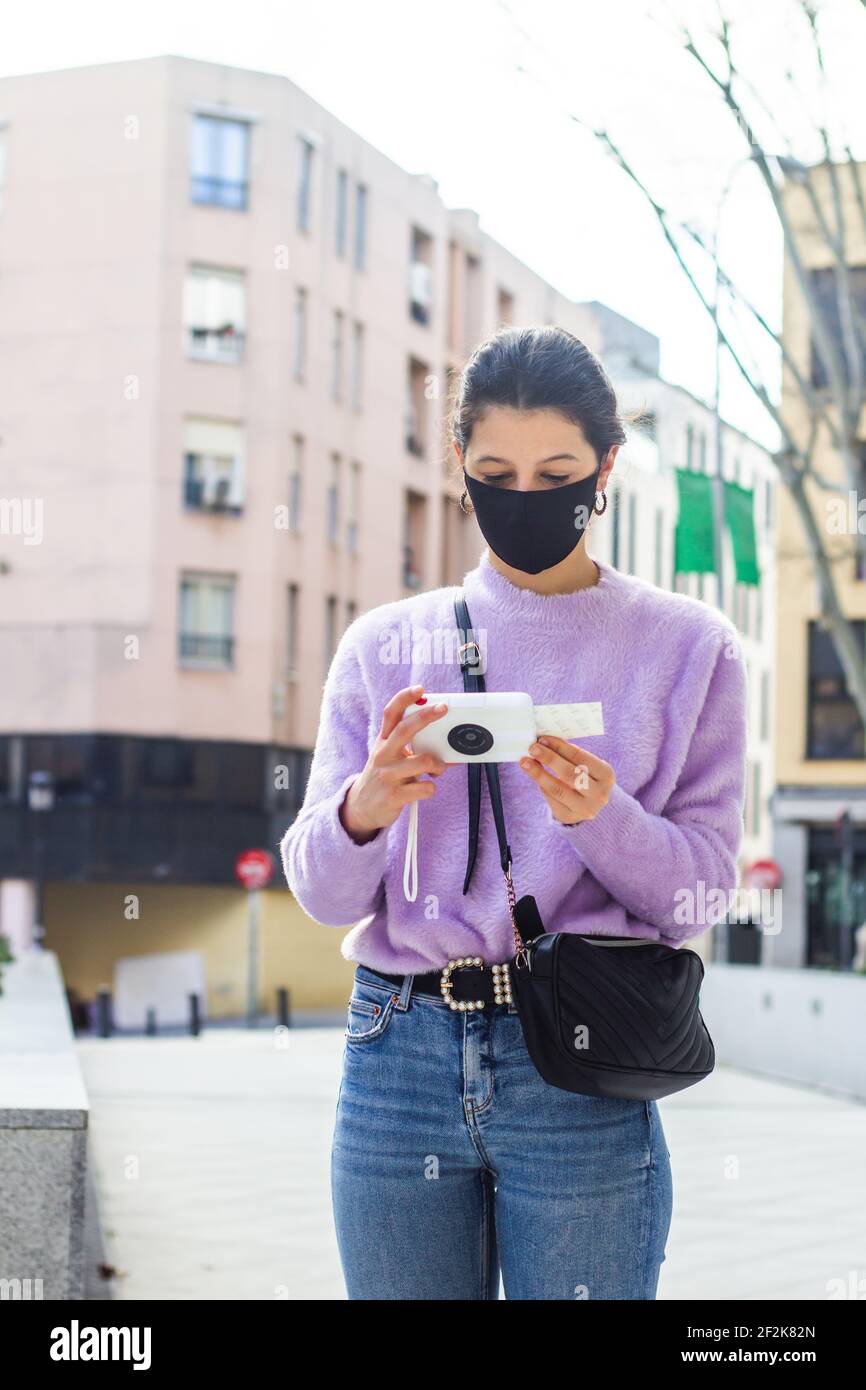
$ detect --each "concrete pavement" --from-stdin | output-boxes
[76,1027,866,1301]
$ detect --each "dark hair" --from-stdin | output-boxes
[447,325,642,476]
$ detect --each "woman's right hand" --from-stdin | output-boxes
[339,685,449,844]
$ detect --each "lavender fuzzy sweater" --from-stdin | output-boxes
[280,552,748,973]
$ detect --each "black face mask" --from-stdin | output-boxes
[463,466,601,574]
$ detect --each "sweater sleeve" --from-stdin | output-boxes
[555,631,747,945]
[279,622,390,927]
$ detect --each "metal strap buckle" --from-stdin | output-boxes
[457,640,482,670]
[439,957,513,1011]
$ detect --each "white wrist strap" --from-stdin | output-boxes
[403,800,418,902]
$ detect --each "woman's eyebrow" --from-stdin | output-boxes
[475,453,580,466]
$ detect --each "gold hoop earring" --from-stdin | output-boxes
[593,490,608,516]
[459,489,471,515]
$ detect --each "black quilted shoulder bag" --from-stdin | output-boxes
[455,591,715,1102]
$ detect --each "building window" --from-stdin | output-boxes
[178,573,236,668]
[497,287,515,327]
[327,454,341,545]
[809,265,866,390]
[751,761,761,837]
[685,422,694,470]
[807,620,866,758]
[183,266,245,363]
[345,599,357,628]
[403,492,426,589]
[654,506,664,587]
[189,114,250,210]
[292,286,307,381]
[331,309,344,401]
[324,595,338,676]
[350,321,364,410]
[699,430,707,473]
[183,419,244,512]
[463,253,482,355]
[734,584,750,635]
[288,435,303,532]
[611,488,621,569]
[297,136,315,233]
[760,668,770,742]
[138,739,195,792]
[406,358,428,457]
[335,168,348,257]
[354,182,368,270]
[764,476,774,531]
[409,227,433,324]
[806,825,866,969]
[286,583,299,680]
[347,461,360,554]
[627,492,637,574]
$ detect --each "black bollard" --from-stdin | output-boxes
[189,992,201,1036]
[145,1007,157,1036]
[277,987,291,1029]
[96,988,112,1038]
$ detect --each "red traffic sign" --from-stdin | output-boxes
[235,848,275,890]
[743,858,782,892]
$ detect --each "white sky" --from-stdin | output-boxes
[5,0,866,452]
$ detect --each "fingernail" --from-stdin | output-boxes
[520,757,532,768]
[434,702,448,712]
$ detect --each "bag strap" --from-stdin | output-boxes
[453,592,513,890]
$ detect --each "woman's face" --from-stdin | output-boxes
[455,406,617,492]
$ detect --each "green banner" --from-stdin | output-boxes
[723,481,760,586]
[674,469,717,575]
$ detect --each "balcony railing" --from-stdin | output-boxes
[183,478,242,513]
[178,633,234,667]
[186,326,245,363]
[190,175,248,210]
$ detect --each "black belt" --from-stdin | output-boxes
[370,957,514,1011]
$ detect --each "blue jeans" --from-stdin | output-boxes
[330,965,674,1300]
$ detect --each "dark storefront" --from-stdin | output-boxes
[806,823,866,970]
[0,733,310,886]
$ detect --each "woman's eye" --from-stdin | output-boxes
[542,474,572,485]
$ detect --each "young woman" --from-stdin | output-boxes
[281,325,747,1301]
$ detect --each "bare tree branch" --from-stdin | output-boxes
[512,0,866,723]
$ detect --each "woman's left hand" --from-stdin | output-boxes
[519,735,616,825]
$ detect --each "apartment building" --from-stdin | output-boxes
[0,56,600,1011]
[576,306,777,911]
[772,161,866,971]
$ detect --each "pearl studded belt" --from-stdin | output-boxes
[371,957,514,1012]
